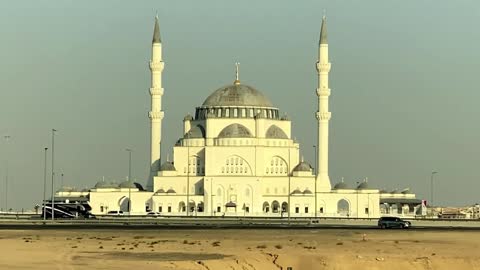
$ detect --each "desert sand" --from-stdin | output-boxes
[0,228,479,270]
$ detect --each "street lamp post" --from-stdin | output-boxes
[186,132,190,216]
[430,171,438,206]
[313,145,317,218]
[43,147,48,220]
[126,149,133,215]
[287,147,291,224]
[51,129,57,220]
[3,135,11,212]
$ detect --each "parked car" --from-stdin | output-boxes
[378,216,411,229]
[107,210,124,216]
[146,212,161,217]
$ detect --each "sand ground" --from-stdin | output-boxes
[0,228,479,270]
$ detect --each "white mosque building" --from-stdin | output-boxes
[59,16,423,218]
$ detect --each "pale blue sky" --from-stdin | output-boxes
[1,0,479,210]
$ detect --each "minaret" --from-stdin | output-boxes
[315,16,332,190]
[148,15,164,190]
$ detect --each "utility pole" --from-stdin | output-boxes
[313,145,317,218]
[430,171,438,206]
[51,129,57,220]
[43,147,48,220]
[186,132,190,216]
[126,148,133,215]
[3,135,11,212]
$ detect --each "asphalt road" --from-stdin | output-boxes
[1,218,480,231]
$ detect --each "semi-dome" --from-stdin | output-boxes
[166,188,176,194]
[218,124,253,138]
[202,84,274,108]
[293,161,313,172]
[160,161,176,171]
[333,182,348,190]
[155,188,166,193]
[185,125,205,138]
[266,125,288,139]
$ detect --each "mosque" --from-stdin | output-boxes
[58,16,423,218]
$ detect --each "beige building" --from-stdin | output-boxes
[83,16,422,218]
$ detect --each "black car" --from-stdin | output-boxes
[378,216,411,229]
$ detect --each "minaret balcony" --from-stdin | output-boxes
[149,60,164,71]
[149,87,164,96]
[316,112,331,121]
[316,62,331,72]
[149,111,164,120]
[316,88,331,97]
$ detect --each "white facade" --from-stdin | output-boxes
[84,16,421,218]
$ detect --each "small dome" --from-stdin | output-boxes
[293,161,312,172]
[81,188,89,192]
[390,189,401,194]
[291,188,302,195]
[333,182,349,190]
[58,186,75,192]
[303,189,313,195]
[266,125,288,139]
[183,114,193,121]
[160,161,176,171]
[119,181,137,189]
[379,189,388,193]
[185,125,205,138]
[357,182,370,190]
[94,181,118,189]
[401,188,412,194]
[218,124,252,138]
[155,188,166,193]
[202,84,274,108]
[166,188,176,194]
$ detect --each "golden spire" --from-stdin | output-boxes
[234,62,240,85]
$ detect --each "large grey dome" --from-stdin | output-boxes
[202,84,274,108]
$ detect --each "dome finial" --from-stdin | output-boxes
[234,62,240,85]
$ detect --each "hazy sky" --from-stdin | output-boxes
[1,1,479,210]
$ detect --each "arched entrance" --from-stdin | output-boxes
[281,202,288,213]
[179,201,186,212]
[272,201,280,213]
[263,201,270,213]
[337,199,350,216]
[119,196,130,213]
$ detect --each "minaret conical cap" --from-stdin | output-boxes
[152,16,161,43]
[319,16,327,44]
